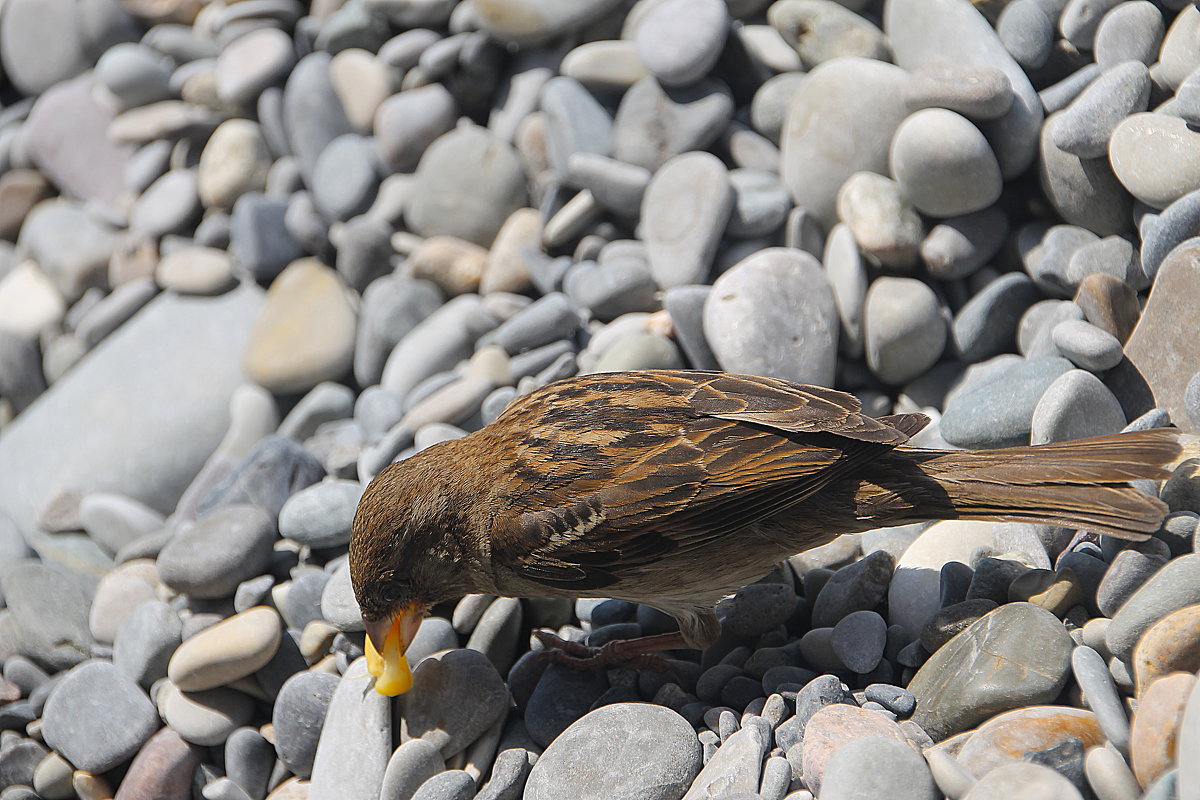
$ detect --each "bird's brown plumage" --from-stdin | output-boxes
[350,370,1180,650]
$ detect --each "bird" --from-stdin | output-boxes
[350,369,1183,695]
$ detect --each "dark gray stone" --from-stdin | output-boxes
[157,505,276,599]
[272,670,339,779]
[41,660,159,772]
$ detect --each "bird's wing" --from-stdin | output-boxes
[488,371,926,590]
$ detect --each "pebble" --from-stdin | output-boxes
[864,276,946,385]
[1106,554,1200,661]
[4,563,92,671]
[823,224,868,358]
[682,720,768,800]
[88,559,162,644]
[962,762,1084,800]
[836,171,922,269]
[612,77,733,171]
[941,356,1074,448]
[42,660,159,772]
[407,125,528,247]
[278,480,364,549]
[819,735,938,800]
[1053,62,1150,160]
[769,0,889,68]
[704,248,839,387]
[1071,646,1131,752]
[998,0,1054,69]
[1130,672,1194,788]
[641,151,733,289]
[954,705,1101,777]
[780,57,909,227]
[156,246,237,296]
[904,60,1014,120]
[634,0,728,88]
[401,649,510,757]
[720,583,797,638]
[113,727,201,800]
[812,550,895,628]
[217,27,297,107]
[1039,109,1133,237]
[272,670,340,780]
[79,492,165,558]
[1029,368,1126,444]
[909,603,1074,740]
[831,610,887,673]
[1110,114,1200,210]
[800,703,910,796]
[157,505,276,599]
[953,272,1041,363]
[921,207,1009,281]
[308,658,389,800]
[524,703,701,800]
[229,194,306,281]
[1131,604,1200,693]
[168,606,282,692]
[890,108,1004,218]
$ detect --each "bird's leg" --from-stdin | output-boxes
[531,630,689,675]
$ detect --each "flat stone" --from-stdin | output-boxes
[836,171,922,269]
[801,704,911,796]
[1131,672,1194,788]
[768,0,889,68]
[780,57,909,227]
[198,119,272,210]
[820,735,939,800]
[908,603,1075,741]
[961,761,1084,799]
[307,659,389,799]
[217,27,296,107]
[230,194,307,281]
[904,60,1014,120]
[560,39,649,93]
[523,665,610,749]
[720,583,797,638]
[168,606,282,692]
[831,610,887,673]
[1072,645,1130,752]
[813,550,895,628]
[282,52,353,181]
[381,738,445,800]
[1053,62,1150,160]
[953,272,1041,363]
[156,246,236,296]
[1107,244,1200,431]
[634,0,728,88]
[472,0,626,45]
[642,152,733,289]
[42,660,159,772]
[998,0,1054,69]
[1110,113,1200,210]
[278,480,363,549]
[1132,604,1200,693]
[112,726,201,800]
[402,649,510,757]
[941,356,1074,448]
[1039,110,1133,236]
[130,168,201,239]
[88,559,162,644]
[406,125,528,247]
[4,562,92,671]
[79,492,165,557]
[682,721,768,800]
[244,259,357,395]
[157,505,276,599]
[18,199,117,304]
[704,247,839,387]
[273,670,340,780]
[612,77,734,172]
[953,705,1102,778]
[374,84,457,173]
[525,703,701,800]
[113,600,183,689]
[158,681,255,747]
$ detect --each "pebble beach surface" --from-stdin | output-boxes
[1,0,1200,799]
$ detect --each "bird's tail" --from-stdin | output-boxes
[886,428,1183,539]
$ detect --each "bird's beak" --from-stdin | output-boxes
[363,602,424,696]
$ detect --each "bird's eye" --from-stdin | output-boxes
[378,580,408,604]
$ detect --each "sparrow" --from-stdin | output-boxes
[350,370,1181,695]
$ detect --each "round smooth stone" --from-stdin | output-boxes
[329,48,395,132]
[1029,368,1125,444]
[229,193,306,280]
[524,703,701,800]
[311,133,380,222]
[406,124,528,247]
[830,610,887,674]
[1139,188,1200,281]
[243,259,357,395]
[954,705,1103,777]
[863,276,946,385]
[642,151,733,288]
[129,168,201,238]
[1094,1,1163,68]
[613,76,733,171]
[1066,236,1140,290]
[1106,554,1200,662]
[42,661,159,773]
[997,0,1054,69]
[738,24,802,73]
[78,491,164,556]
[704,247,839,387]
[1050,319,1123,372]
[903,61,1014,120]
[88,559,162,644]
[282,52,354,180]
[159,681,255,747]
[113,600,183,689]
[197,119,272,210]
[1039,111,1133,236]
[1060,0,1125,49]
[156,505,276,599]
[95,43,173,109]
[835,171,922,269]
[401,649,510,758]
[953,272,1041,363]
[811,550,895,628]
[217,27,296,107]
[4,562,92,671]
[1071,646,1130,752]
[472,0,626,45]
[921,207,1009,280]
[780,57,909,227]
[278,480,364,549]
[273,670,340,779]
[0,0,91,95]
[634,0,729,88]
[768,0,889,68]
[1052,62,1150,160]
[941,356,1074,448]
[167,607,282,692]
[156,246,237,296]
[751,72,808,144]
[373,84,457,173]
[410,769,474,800]
[727,168,791,239]
[1130,673,1194,787]
[819,736,939,800]
[890,108,1003,217]
[560,40,649,93]
[823,223,867,358]
[566,153,651,217]
[1110,113,1200,209]
[801,703,910,796]
[962,762,1083,799]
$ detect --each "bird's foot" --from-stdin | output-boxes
[531,630,688,676]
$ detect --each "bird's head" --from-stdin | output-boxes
[348,454,484,696]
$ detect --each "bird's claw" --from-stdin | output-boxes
[531,630,685,677]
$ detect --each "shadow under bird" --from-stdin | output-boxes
[349,370,1183,695]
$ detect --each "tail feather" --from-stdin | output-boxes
[903,428,1181,539]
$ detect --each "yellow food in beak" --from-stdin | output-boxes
[364,604,423,696]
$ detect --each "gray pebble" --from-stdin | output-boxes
[643,151,733,289]
[820,736,939,800]
[941,356,1074,448]
[835,171,921,269]
[410,770,475,800]
[381,738,445,800]
[157,505,276,599]
[541,76,613,178]
[1052,61,1150,160]
[566,153,651,215]
[891,108,1003,218]
[1094,1,1163,68]
[864,683,916,716]
[613,77,733,171]
[1070,646,1130,752]
[1051,319,1123,372]
[217,27,296,107]
[865,276,946,385]
[3,563,92,671]
[312,133,381,222]
[279,382,357,442]
[831,610,886,673]
[953,272,1041,363]
[229,193,306,281]
[998,0,1054,69]
[720,583,796,638]
[225,726,275,800]
[904,61,1014,121]
[1030,368,1126,445]
[307,659,388,797]
[282,52,353,181]
[1140,188,1200,282]
[663,285,720,370]
[403,649,511,757]
[374,84,457,173]
[278,480,363,549]
[42,660,159,772]
[1039,64,1102,114]
[484,292,581,355]
[812,551,895,628]
[635,0,728,88]
[727,168,791,239]
[1060,0,1124,49]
